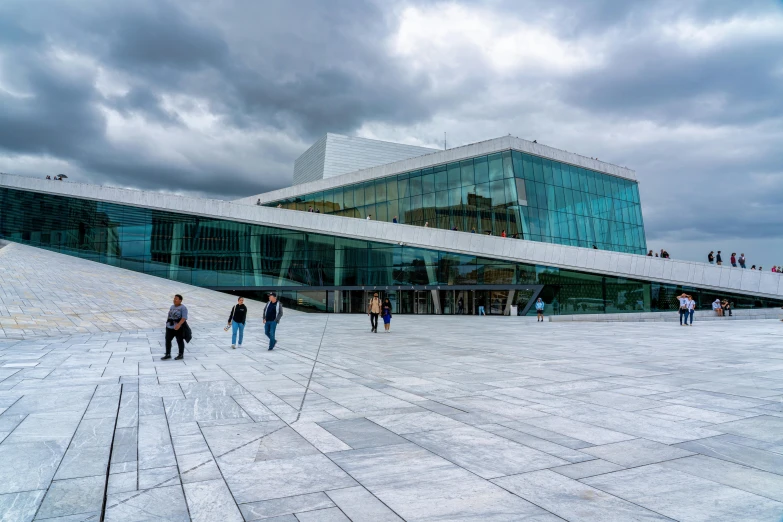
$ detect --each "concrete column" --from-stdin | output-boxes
[504,290,516,315]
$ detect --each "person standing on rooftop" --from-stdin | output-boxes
[716,251,723,266]
[392,216,398,223]
[739,253,746,268]
[730,253,737,267]
[708,251,715,264]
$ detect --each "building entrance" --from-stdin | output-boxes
[309,287,543,315]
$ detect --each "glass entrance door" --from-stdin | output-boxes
[414,290,431,314]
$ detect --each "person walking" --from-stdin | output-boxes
[708,251,715,264]
[263,293,283,350]
[716,251,723,266]
[457,296,464,315]
[381,297,392,332]
[677,293,690,326]
[687,295,696,325]
[535,298,545,322]
[478,295,486,316]
[162,294,188,360]
[730,253,737,267]
[368,292,381,332]
[227,297,248,349]
[739,253,746,268]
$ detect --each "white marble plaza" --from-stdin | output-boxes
[1,243,783,521]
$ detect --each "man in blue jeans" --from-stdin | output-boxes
[263,293,283,350]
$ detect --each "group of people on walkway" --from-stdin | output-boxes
[678,293,734,325]
[160,293,283,360]
[647,249,671,259]
[676,293,697,326]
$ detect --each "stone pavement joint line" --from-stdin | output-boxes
[1,243,783,521]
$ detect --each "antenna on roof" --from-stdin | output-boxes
[444,132,447,150]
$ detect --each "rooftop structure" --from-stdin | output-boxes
[293,133,437,185]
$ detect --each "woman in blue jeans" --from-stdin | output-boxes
[227,297,248,348]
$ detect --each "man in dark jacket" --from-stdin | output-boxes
[263,293,283,350]
[228,297,248,349]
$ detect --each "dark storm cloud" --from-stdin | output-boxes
[0,0,438,197]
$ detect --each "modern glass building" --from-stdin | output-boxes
[260,149,646,255]
[2,136,782,316]
[2,184,781,317]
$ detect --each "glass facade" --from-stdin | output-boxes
[2,186,779,316]
[264,150,647,254]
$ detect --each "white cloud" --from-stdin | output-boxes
[390,3,602,76]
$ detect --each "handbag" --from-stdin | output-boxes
[224,306,235,331]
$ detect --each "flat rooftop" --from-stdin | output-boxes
[1,243,783,520]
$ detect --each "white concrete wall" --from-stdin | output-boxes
[293,134,436,186]
[238,135,637,205]
[3,173,782,301]
[292,134,328,185]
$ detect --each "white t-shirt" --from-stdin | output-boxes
[687,299,696,310]
[678,297,689,309]
[712,300,721,310]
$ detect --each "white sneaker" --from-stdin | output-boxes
[231,344,236,349]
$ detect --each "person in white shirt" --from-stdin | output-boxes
[677,293,690,326]
[687,296,696,325]
[712,298,723,316]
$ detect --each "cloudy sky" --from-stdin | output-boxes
[2,0,782,265]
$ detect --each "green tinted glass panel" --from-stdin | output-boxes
[474,156,489,184]
[488,153,503,182]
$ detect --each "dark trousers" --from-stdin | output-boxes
[165,328,185,356]
[688,309,694,324]
[679,309,688,325]
[370,313,379,331]
[724,307,732,317]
